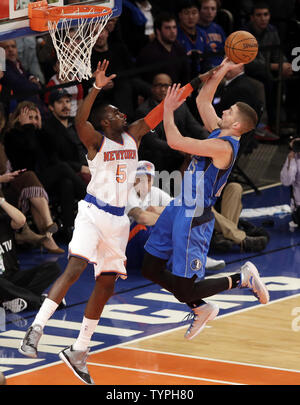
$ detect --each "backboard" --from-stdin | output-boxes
[0,0,121,41]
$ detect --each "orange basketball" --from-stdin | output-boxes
[224,31,258,64]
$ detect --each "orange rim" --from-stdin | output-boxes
[46,5,112,22]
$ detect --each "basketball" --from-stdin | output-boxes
[224,31,258,64]
[0,371,6,385]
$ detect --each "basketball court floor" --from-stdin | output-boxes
[1,183,300,390]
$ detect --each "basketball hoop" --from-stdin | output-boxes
[28,1,112,82]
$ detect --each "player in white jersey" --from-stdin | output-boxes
[18,60,162,384]
[19,59,223,384]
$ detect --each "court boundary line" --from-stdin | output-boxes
[6,293,300,381]
[87,361,242,385]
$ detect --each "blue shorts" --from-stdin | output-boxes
[144,200,215,280]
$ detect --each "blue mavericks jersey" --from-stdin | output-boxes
[145,129,240,279]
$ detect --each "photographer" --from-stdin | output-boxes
[280,137,300,227]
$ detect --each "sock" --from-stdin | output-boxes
[32,297,58,329]
[229,273,241,289]
[72,317,99,351]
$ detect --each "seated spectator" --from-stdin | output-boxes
[0,197,63,313]
[176,0,211,77]
[136,11,191,85]
[43,89,90,185]
[89,27,150,122]
[0,40,48,117]
[4,100,87,244]
[45,58,84,118]
[197,0,226,67]
[210,182,269,253]
[126,160,225,270]
[0,107,63,254]
[120,0,160,58]
[135,72,209,176]
[243,2,293,132]
[16,36,45,84]
[280,136,300,228]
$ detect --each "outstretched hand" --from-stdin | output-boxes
[164,84,186,113]
[94,59,117,89]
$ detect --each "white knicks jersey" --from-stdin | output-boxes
[86,132,138,207]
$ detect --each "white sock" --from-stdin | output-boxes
[72,317,99,351]
[32,298,58,329]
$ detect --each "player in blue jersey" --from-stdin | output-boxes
[142,57,270,340]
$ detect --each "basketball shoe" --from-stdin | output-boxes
[18,324,43,358]
[184,302,219,340]
[2,298,27,313]
[59,346,94,385]
[239,261,269,304]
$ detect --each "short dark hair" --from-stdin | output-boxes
[89,103,110,131]
[236,102,258,133]
[154,12,176,32]
[251,1,270,14]
[176,0,199,14]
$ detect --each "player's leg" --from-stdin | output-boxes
[19,256,88,358]
[59,273,116,385]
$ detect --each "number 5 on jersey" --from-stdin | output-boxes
[116,164,127,183]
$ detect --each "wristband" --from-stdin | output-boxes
[0,197,5,206]
[190,76,201,90]
[93,83,102,91]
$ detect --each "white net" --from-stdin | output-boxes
[48,6,111,82]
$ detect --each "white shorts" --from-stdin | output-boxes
[69,200,130,279]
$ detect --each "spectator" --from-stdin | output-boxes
[16,36,45,84]
[45,58,84,118]
[0,39,48,117]
[136,11,191,85]
[135,72,208,176]
[120,0,160,58]
[197,0,226,67]
[210,182,269,253]
[243,2,293,131]
[126,160,225,270]
[0,106,63,253]
[89,27,149,122]
[212,62,274,142]
[0,197,63,313]
[280,136,300,228]
[176,0,210,77]
[43,89,90,185]
[4,100,86,244]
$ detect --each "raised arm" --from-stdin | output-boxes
[128,66,220,144]
[75,60,116,156]
[163,84,233,169]
[196,58,243,132]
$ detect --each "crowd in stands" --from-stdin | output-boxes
[0,0,299,312]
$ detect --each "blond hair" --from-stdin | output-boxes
[236,102,258,134]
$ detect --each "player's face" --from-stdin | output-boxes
[220,104,239,129]
[251,8,270,31]
[199,0,217,25]
[134,174,152,197]
[159,20,178,44]
[105,105,127,130]
[178,7,199,30]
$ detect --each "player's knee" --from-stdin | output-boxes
[63,257,87,285]
[173,277,196,303]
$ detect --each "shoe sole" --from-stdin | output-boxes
[18,344,37,359]
[185,305,219,341]
[245,262,269,304]
[59,350,94,385]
